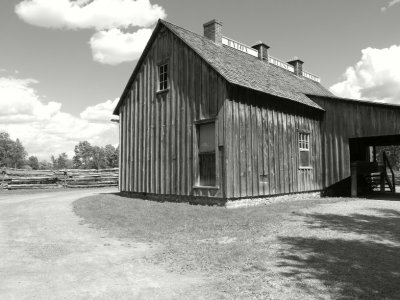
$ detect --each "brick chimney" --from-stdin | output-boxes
[252,41,270,61]
[203,19,223,45]
[287,58,304,76]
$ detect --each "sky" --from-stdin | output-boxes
[0,0,399,160]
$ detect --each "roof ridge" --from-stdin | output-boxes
[162,19,322,83]
[115,19,333,114]
[163,20,328,109]
[160,19,209,42]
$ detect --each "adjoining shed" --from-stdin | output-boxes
[113,19,400,202]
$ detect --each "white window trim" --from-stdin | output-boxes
[158,62,169,92]
[299,131,311,169]
[299,132,310,151]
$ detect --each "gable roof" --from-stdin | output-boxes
[161,20,336,110]
[114,19,337,115]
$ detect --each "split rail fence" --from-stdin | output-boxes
[0,168,118,190]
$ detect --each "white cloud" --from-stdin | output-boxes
[15,0,166,65]
[80,98,119,122]
[90,28,153,65]
[330,45,400,104]
[15,0,165,30]
[0,76,118,160]
[0,77,60,123]
[381,0,400,11]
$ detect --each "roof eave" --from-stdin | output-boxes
[113,20,164,115]
[231,83,325,111]
[306,94,400,110]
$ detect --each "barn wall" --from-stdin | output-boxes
[310,96,400,188]
[224,87,323,199]
[119,26,227,196]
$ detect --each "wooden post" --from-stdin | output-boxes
[1,170,5,189]
[381,152,386,192]
[63,171,67,188]
[351,163,357,197]
[219,145,224,198]
[380,172,385,192]
[373,146,377,163]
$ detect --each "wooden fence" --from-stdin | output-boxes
[0,168,118,190]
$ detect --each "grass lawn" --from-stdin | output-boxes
[73,194,400,299]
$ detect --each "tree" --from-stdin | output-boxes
[72,141,119,169]
[56,153,69,169]
[12,139,27,168]
[28,156,39,170]
[38,160,52,170]
[104,144,119,168]
[0,132,27,168]
[91,146,106,169]
[51,153,73,170]
[50,155,56,169]
[0,132,13,167]
[73,141,93,169]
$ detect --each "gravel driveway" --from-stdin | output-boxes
[0,189,203,299]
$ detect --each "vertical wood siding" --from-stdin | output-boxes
[310,96,400,189]
[119,27,227,196]
[223,87,323,199]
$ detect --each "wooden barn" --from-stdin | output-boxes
[113,19,400,202]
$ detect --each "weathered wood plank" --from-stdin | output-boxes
[262,106,269,195]
[256,106,262,196]
[233,99,241,198]
[187,48,194,195]
[225,100,233,198]
[268,107,275,194]
[119,105,124,190]
[127,89,132,192]
[170,36,177,194]
[245,100,252,196]
[239,101,247,197]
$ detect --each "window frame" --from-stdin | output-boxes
[298,130,312,169]
[157,60,169,93]
[194,119,218,188]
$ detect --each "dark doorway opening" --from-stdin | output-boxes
[349,134,400,197]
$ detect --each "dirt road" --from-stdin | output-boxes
[0,189,204,299]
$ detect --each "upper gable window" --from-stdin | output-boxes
[158,63,168,92]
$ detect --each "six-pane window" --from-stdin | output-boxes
[299,132,309,150]
[299,132,311,167]
[158,63,168,91]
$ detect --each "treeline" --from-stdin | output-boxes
[0,131,118,170]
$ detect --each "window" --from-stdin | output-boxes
[158,63,168,91]
[198,122,216,186]
[299,132,311,168]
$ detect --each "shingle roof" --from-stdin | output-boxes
[161,20,337,110]
[114,19,337,115]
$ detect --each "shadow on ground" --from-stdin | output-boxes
[278,209,400,299]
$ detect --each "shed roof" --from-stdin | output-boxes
[308,94,400,109]
[114,19,338,115]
